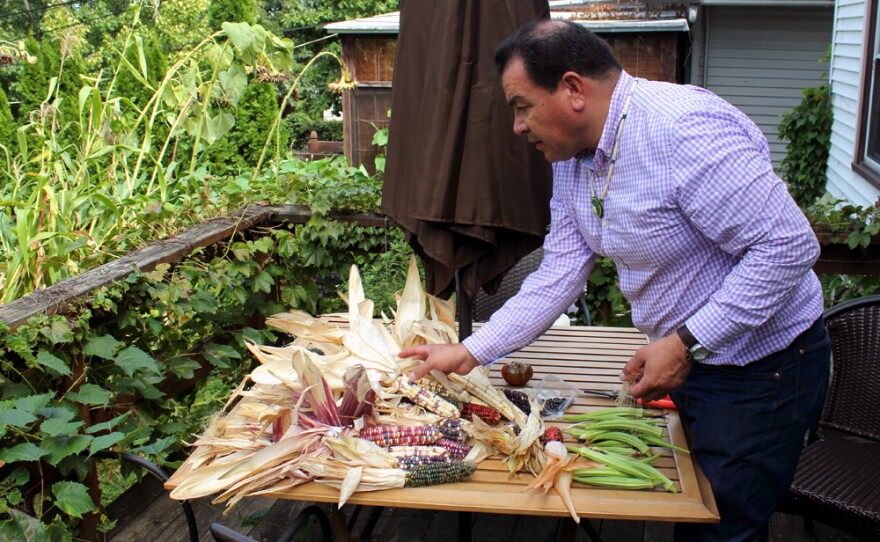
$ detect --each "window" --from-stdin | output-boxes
[855,0,880,188]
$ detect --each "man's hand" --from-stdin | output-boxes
[619,334,693,403]
[400,343,480,381]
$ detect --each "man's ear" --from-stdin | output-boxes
[560,71,588,112]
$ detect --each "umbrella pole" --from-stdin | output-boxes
[455,269,473,340]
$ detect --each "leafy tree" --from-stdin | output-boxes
[16,36,49,121]
[206,79,289,173]
[154,0,212,60]
[0,86,15,152]
[264,0,399,120]
[778,84,832,208]
[115,32,168,109]
[210,0,258,30]
[13,33,84,132]
[0,0,48,40]
[46,35,87,130]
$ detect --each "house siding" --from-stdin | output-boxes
[699,6,834,166]
[827,0,880,205]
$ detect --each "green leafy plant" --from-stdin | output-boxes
[804,194,880,249]
[584,257,631,327]
[0,8,355,303]
[0,174,397,540]
[804,194,880,305]
[778,83,832,208]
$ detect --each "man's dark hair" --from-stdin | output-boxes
[495,20,622,92]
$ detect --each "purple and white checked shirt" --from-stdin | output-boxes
[463,71,824,367]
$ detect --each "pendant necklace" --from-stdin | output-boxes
[591,80,638,219]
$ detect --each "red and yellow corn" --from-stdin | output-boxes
[541,426,564,445]
[461,402,502,425]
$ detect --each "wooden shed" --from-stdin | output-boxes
[325,7,691,170]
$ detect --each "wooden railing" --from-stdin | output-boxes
[1,204,875,330]
[0,204,391,331]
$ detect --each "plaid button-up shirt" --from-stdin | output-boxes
[463,71,823,366]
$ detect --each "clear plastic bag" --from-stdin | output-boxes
[534,374,581,419]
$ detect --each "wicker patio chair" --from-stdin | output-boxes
[783,294,880,540]
[472,248,591,325]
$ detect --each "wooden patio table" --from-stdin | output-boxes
[165,324,719,537]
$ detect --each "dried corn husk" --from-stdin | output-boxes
[170,256,547,510]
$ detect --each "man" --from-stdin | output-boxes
[402,19,831,542]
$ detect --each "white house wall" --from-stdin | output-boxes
[698,6,833,166]
[827,0,880,205]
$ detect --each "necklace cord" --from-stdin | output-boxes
[590,79,639,218]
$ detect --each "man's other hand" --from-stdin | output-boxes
[400,343,480,381]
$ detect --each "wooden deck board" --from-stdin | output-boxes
[106,498,862,541]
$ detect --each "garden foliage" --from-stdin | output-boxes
[0,5,394,539]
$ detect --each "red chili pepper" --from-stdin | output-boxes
[638,395,677,410]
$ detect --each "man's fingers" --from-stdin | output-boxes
[399,346,429,360]
[619,358,645,383]
[409,361,434,382]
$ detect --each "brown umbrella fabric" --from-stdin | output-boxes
[382,0,553,302]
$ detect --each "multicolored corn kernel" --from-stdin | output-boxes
[395,456,451,470]
[415,378,463,408]
[395,376,461,418]
[404,460,478,487]
[503,389,532,415]
[437,418,468,442]
[461,402,502,425]
[359,424,442,447]
[387,445,450,463]
[436,437,472,459]
[541,426,564,445]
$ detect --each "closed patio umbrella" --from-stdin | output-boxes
[382,0,553,310]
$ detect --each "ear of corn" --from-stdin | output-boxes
[436,418,468,441]
[461,402,502,425]
[395,456,451,470]
[448,373,523,425]
[416,378,463,408]
[404,460,477,487]
[436,437,472,459]
[387,445,450,461]
[540,426,564,445]
[503,389,532,415]
[395,376,462,418]
[359,424,442,447]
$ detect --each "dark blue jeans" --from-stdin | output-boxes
[670,318,831,542]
